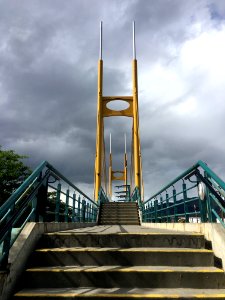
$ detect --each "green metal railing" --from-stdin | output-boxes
[142,160,225,227]
[98,187,109,204]
[131,186,142,207]
[0,161,99,269]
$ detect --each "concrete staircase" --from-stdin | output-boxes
[98,202,140,225]
[13,225,225,299]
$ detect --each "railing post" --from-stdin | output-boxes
[143,204,146,222]
[94,207,97,222]
[88,204,90,222]
[154,198,158,222]
[90,204,92,222]
[204,172,216,222]
[199,195,207,223]
[98,190,101,205]
[160,195,163,222]
[142,205,145,222]
[197,177,207,223]
[72,193,76,222]
[36,174,48,222]
[142,204,145,222]
[64,189,69,222]
[55,183,61,222]
[31,196,38,222]
[32,172,42,222]
[148,203,150,222]
[78,195,81,222]
[82,199,86,222]
[150,202,153,222]
[173,188,178,222]
[182,182,189,223]
[166,192,170,222]
[89,203,92,222]
[1,205,15,268]
[87,203,90,222]
[92,206,95,222]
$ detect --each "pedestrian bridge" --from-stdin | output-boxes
[1,22,225,299]
[0,158,225,299]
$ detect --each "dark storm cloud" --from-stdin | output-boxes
[0,0,225,198]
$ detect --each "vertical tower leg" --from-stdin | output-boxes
[132,59,141,194]
[94,60,103,201]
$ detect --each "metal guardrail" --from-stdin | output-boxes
[98,187,109,204]
[131,186,142,207]
[0,161,99,269]
[142,160,225,227]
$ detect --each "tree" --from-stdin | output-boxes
[45,191,73,221]
[0,146,31,206]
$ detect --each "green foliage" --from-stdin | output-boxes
[45,191,73,221]
[0,146,31,206]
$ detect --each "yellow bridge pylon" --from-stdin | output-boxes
[94,21,143,201]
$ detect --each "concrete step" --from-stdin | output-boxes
[40,233,206,249]
[12,225,225,300]
[101,207,138,210]
[22,266,225,288]
[30,247,214,267]
[100,210,139,214]
[99,217,139,220]
[99,222,140,226]
[100,209,139,213]
[101,204,138,209]
[99,202,140,225]
[99,212,139,215]
[99,222,140,225]
[13,287,225,299]
[102,203,137,205]
[100,214,139,217]
[99,214,139,218]
[99,218,140,221]
[100,207,138,210]
[100,205,138,209]
[99,219,140,223]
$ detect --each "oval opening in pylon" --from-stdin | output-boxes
[107,100,130,111]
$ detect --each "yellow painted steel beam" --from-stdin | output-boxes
[132,59,141,194]
[94,60,103,201]
[102,97,133,117]
[111,171,125,181]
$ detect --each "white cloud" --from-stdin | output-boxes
[140,21,225,197]
[1,0,225,200]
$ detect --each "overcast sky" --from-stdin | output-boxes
[1,0,225,199]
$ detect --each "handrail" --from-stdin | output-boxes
[98,187,109,204]
[131,187,142,208]
[145,160,225,203]
[142,160,225,228]
[0,161,48,218]
[198,160,225,191]
[45,162,94,202]
[145,162,199,203]
[0,160,99,269]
